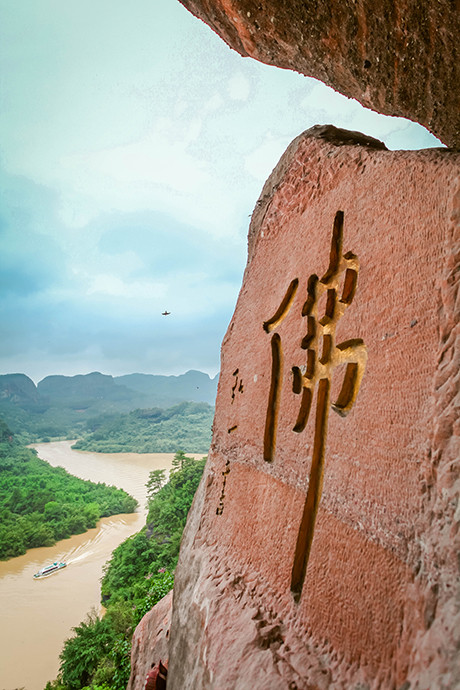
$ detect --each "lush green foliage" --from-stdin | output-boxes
[0,400,87,445]
[59,612,117,690]
[52,453,205,690]
[53,571,174,690]
[72,402,213,453]
[145,469,167,502]
[0,423,137,560]
[101,452,206,603]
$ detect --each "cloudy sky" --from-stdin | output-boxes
[0,0,441,384]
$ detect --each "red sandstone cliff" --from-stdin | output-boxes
[178,0,460,149]
[159,127,459,689]
[128,591,172,690]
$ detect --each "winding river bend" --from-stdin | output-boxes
[0,441,200,690]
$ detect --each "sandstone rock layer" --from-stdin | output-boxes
[127,591,172,690]
[167,127,460,689]
[179,0,460,149]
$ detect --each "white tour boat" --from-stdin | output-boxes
[33,561,67,578]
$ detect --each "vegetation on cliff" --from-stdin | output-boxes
[56,571,174,690]
[0,420,137,560]
[50,452,206,690]
[72,402,213,454]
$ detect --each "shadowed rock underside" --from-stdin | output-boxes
[179,0,460,149]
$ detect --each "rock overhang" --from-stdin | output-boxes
[178,0,460,149]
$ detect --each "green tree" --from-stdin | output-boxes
[26,522,55,548]
[146,469,166,504]
[59,611,116,690]
[0,525,25,558]
[8,487,23,512]
[44,501,64,521]
[82,503,101,529]
[171,450,187,473]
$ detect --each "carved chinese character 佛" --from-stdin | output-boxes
[263,210,367,600]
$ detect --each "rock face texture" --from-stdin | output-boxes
[167,126,460,689]
[178,0,460,149]
[127,591,172,690]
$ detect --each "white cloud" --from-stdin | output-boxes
[228,73,251,101]
[244,134,291,181]
[63,117,207,191]
[205,93,224,112]
[87,274,167,301]
[53,114,249,239]
[302,82,358,121]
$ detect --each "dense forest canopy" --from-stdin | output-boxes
[72,401,213,453]
[0,420,137,559]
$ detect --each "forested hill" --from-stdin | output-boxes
[72,401,213,453]
[0,370,217,443]
[0,420,137,560]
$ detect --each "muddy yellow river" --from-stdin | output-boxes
[0,441,199,690]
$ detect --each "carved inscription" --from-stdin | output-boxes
[216,459,231,515]
[263,211,367,600]
[231,369,244,403]
[218,369,243,514]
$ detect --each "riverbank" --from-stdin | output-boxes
[0,442,196,690]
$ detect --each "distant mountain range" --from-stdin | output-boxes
[0,370,218,443]
[0,370,218,407]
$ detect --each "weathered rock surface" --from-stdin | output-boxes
[167,126,460,689]
[127,591,172,690]
[178,0,460,149]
